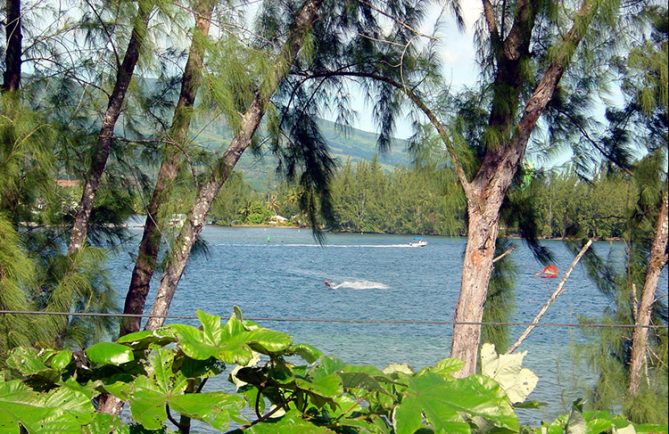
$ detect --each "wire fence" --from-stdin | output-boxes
[1,309,666,329]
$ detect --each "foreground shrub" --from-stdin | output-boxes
[0,309,666,433]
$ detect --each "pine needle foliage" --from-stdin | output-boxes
[0,214,48,355]
[482,237,517,353]
[570,7,667,414]
[262,0,443,234]
[574,156,667,424]
[0,97,55,226]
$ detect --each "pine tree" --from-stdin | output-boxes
[68,0,153,254]
[120,0,216,337]
[144,0,328,329]
[289,0,624,374]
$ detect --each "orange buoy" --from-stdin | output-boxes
[537,264,559,278]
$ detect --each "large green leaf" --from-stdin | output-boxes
[339,371,390,395]
[6,348,73,383]
[393,373,468,434]
[294,373,341,399]
[170,311,290,364]
[0,378,96,433]
[0,379,43,433]
[170,392,246,431]
[125,347,188,430]
[421,358,465,379]
[480,343,538,404]
[127,376,171,430]
[7,347,49,376]
[47,350,73,371]
[178,357,225,379]
[170,323,220,360]
[246,409,335,434]
[115,328,175,350]
[393,372,518,434]
[246,328,293,353]
[288,343,323,363]
[58,378,100,400]
[82,412,129,434]
[311,356,348,377]
[338,364,395,397]
[85,342,134,366]
[117,346,245,431]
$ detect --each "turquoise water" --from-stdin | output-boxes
[108,226,667,427]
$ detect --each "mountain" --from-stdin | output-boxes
[193,117,412,191]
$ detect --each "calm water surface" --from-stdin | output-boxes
[108,226,667,427]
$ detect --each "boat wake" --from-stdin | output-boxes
[217,243,419,249]
[331,279,389,290]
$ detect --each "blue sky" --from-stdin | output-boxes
[340,1,482,139]
[337,1,633,171]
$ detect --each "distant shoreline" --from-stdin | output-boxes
[207,223,624,242]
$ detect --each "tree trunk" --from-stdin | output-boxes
[68,7,151,254]
[628,189,668,395]
[451,193,503,375]
[144,101,265,331]
[144,0,324,330]
[2,0,22,92]
[120,0,215,337]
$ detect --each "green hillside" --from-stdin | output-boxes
[193,117,412,191]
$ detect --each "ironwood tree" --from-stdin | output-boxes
[143,0,328,329]
[132,0,437,331]
[120,0,216,336]
[288,0,632,375]
[67,0,153,255]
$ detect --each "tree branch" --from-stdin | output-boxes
[513,0,598,142]
[481,0,500,43]
[83,0,121,68]
[556,107,634,176]
[475,0,600,193]
[507,239,593,354]
[493,245,516,263]
[501,0,533,60]
[358,0,437,41]
[293,70,473,197]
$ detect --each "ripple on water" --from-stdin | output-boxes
[107,227,667,428]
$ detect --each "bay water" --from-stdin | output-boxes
[108,226,667,428]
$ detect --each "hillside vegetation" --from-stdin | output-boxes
[193,117,411,190]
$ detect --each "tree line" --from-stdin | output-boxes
[210,159,640,240]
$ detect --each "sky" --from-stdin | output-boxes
[342,1,483,139]
[339,1,628,170]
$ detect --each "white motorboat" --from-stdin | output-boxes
[408,239,427,247]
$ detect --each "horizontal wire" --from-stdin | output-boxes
[0,310,667,329]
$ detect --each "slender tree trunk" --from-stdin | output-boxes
[68,7,151,254]
[74,8,151,414]
[1,0,22,217]
[144,101,265,331]
[3,0,22,92]
[144,0,324,330]
[451,196,503,373]
[628,189,668,395]
[120,0,215,336]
